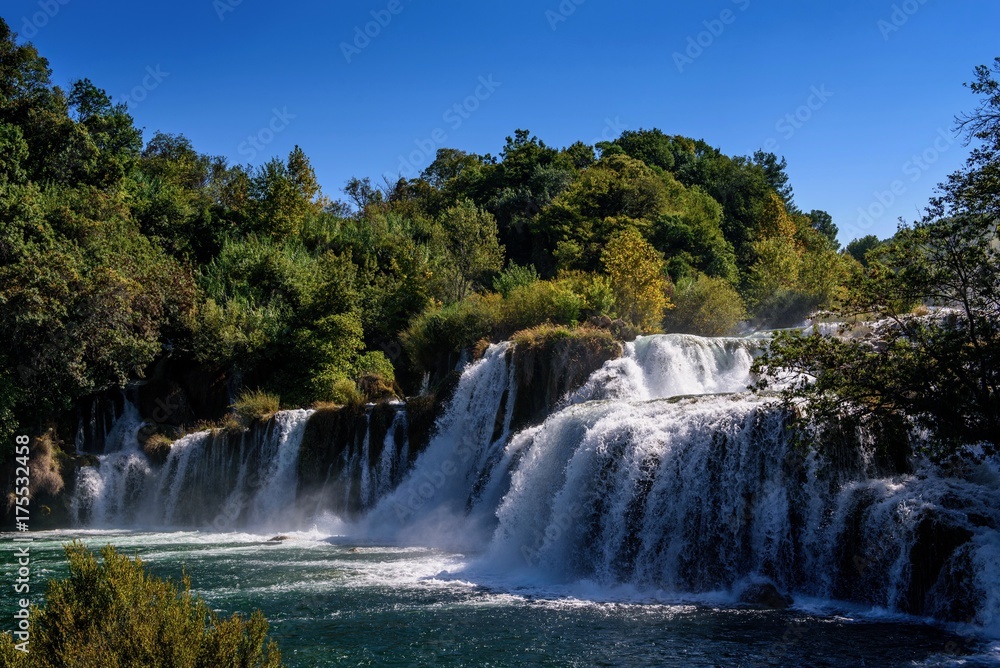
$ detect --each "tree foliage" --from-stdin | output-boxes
[0,17,856,453]
[602,228,673,332]
[755,60,1000,463]
[664,274,746,337]
[0,543,283,667]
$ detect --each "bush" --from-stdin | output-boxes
[306,374,361,407]
[24,433,65,498]
[492,262,539,297]
[142,433,174,465]
[401,293,505,373]
[503,280,584,332]
[510,323,616,351]
[0,543,283,667]
[354,351,395,384]
[190,297,279,367]
[402,272,628,378]
[354,351,397,401]
[664,274,746,336]
[232,389,281,426]
[555,270,615,319]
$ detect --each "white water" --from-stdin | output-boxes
[73,410,312,530]
[361,342,518,547]
[566,334,762,403]
[69,333,1000,634]
[365,334,1000,633]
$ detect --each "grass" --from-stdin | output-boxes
[232,389,281,427]
[142,433,173,464]
[511,323,617,351]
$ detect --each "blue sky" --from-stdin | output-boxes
[4,0,996,243]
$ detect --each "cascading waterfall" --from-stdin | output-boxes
[361,342,518,545]
[485,396,799,587]
[376,410,409,499]
[73,409,313,530]
[483,393,1000,626]
[310,402,411,515]
[367,334,1000,631]
[566,334,763,403]
[71,399,149,525]
[67,332,1000,632]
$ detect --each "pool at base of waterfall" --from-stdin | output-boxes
[5,530,998,667]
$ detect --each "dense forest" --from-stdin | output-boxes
[4,16,995,471]
[0,16,864,459]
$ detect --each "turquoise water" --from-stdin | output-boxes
[3,530,998,667]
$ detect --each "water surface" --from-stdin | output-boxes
[3,530,997,667]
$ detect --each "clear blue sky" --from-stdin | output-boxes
[4,0,996,243]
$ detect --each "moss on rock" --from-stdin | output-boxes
[510,325,622,431]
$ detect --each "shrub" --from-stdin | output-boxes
[354,351,395,384]
[511,323,615,351]
[142,433,174,465]
[502,280,584,332]
[232,389,281,426]
[401,293,505,372]
[189,297,279,367]
[492,262,539,297]
[354,351,396,401]
[555,270,616,319]
[664,274,746,336]
[310,374,364,407]
[0,543,284,667]
[220,414,247,434]
[402,272,631,378]
[26,433,65,498]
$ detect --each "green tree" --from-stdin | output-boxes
[808,209,839,249]
[0,543,283,667]
[615,128,676,172]
[753,150,796,212]
[756,60,1000,461]
[538,154,684,271]
[134,132,221,262]
[846,235,883,267]
[652,185,738,284]
[435,199,504,302]
[664,273,746,336]
[601,228,672,332]
[248,148,325,238]
[493,261,539,297]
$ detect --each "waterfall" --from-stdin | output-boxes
[72,410,313,530]
[362,342,517,545]
[369,334,1000,630]
[485,396,798,584]
[566,334,763,403]
[67,332,1000,631]
[70,399,149,525]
